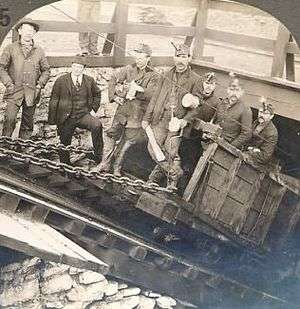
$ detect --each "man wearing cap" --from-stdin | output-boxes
[142,43,203,191]
[242,98,278,166]
[93,43,159,175]
[215,73,252,149]
[48,57,103,165]
[0,19,50,139]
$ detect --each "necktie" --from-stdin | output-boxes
[75,76,80,91]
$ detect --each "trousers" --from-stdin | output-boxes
[57,113,103,164]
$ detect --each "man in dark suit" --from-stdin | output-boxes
[48,57,102,164]
[0,19,50,139]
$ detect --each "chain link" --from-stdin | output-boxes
[0,136,93,154]
[0,144,173,195]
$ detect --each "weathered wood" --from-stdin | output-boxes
[28,166,52,178]
[63,220,86,235]
[0,211,108,274]
[126,23,195,36]
[113,0,129,67]
[102,7,117,55]
[29,206,50,223]
[192,0,209,60]
[286,35,295,81]
[231,172,265,234]
[184,142,218,202]
[271,23,290,78]
[32,20,115,33]
[0,194,20,212]
[65,182,88,196]
[211,158,242,219]
[128,245,148,261]
[205,28,274,52]
[184,11,197,47]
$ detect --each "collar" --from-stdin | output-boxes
[18,39,36,49]
[71,73,83,85]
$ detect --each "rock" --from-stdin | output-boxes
[142,291,161,298]
[117,283,128,290]
[45,301,64,308]
[66,281,105,302]
[137,295,156,309]
[41,273,74,295]
[90,296,140,309]
[120,287,141,297]
[156,296,177,308]
[1,271,15,281]
[78,271,106,285]
[1,261,22,273]
[63,302,87,309]
[0,279,39,307]
[43,265,70,279]
[69,267,86,275]
[104,280,118,296]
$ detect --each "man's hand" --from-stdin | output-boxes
[141,121,149,130]
[114,96,125,105]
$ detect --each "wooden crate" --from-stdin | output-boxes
[184,140,288,247]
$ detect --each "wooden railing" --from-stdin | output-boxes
[18,0,300,81]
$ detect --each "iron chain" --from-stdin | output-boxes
[0,141,173,195]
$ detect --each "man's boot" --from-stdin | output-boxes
[148,165,165,184]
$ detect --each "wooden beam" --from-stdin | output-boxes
[183,143,218,202]
[286,35,295,81]
[271,23,291,78]
[113,0,129,67]
[287,42,300,54]
[102,7,117,56]
[184,11,197,47]
[205,28,274,52]
[126,23,195,36]
[192,0,209,61]
[33,20,115,33]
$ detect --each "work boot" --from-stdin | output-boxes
[148,165,165,184]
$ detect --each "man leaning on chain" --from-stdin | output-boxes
[0,18,50,139]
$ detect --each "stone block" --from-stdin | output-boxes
[41,273,74,295]
[67,281,105,302]
[137,295,156,309]
[156,296,177,308]
[45,301,64,308]
[69,267,86,275]
[120,287,141,297]
[104,280,118,296]
[142,291,161,298]
[90,296,140,309]
[118,283,128,290]
[43,265,70,279]
[78,271,106,285]
[0,279,39,307]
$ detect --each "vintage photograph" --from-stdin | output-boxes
[0,0,299,308]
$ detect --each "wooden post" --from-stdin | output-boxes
[102,7,117,56]
[184,11,197,47]
[271,23,290,78]
[113,0,129,67]
[191,0,208,61]
[286,35,295,81]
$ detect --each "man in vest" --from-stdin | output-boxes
[48,57,103,165]
[142,43,203,191]
[0,19,50,139]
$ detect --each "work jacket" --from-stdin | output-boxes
[0,41,50,106]
[143,66,203,126]
[215,98,252,149]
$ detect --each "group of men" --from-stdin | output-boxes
[0,18,279,192]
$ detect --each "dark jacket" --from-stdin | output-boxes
[246,120,278,164]
[0,41,50,106]
[143,66,203,125]
[216,98,252,149]
[197,94,219,122]
[109,64,159,128]
[48,73,101,125]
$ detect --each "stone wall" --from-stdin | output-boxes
[0,257,186,309]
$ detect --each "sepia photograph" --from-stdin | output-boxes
[0,0,299,308]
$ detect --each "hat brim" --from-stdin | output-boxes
[15,21,40,32]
